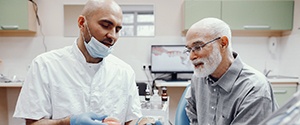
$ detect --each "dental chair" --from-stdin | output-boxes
[175,84,191,125]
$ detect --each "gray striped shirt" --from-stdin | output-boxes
[186,52,278,125]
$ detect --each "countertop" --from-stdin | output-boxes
[0,77,298,88]
[268,78,299,84]
[156,77,299,87]
[267,75,299,84]
[0,82,22,87]
[155,80,191,87]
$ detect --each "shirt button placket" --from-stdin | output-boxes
[211,86,218,124]
[90,80,98,110]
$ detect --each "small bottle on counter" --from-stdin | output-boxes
[161,86,168,102]
[151,89,162,109]
[145,88,151,102]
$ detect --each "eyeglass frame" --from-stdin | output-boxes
[184,37,221,54]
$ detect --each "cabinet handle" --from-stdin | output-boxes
[1,25,19,30]
[243,25,270,29]
[274,90,287,94]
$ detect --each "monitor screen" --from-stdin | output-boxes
[150,45,194,74]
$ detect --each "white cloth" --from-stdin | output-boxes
[13,39,142,124]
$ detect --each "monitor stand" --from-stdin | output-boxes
[164,73,189,82]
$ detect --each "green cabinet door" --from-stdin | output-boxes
[0,0,31,30]
[222,1,294,30]
[272,84,297,107]
[184,0,221,30]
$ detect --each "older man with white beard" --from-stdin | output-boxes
[184,17,278,125]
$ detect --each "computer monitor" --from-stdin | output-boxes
[150,45,194,81]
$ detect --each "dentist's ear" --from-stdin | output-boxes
[78,15,86,29]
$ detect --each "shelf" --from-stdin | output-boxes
[268,78,299,84]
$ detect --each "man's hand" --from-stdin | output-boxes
[70,112,107,125]
[154,120,162,125]
[137,117,163,125]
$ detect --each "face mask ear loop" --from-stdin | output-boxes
[80,31,87,43]
[84,17,93,39]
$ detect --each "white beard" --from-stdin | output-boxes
[193,44,222,78]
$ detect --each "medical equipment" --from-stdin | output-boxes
[150,45,193,81]
[259,91,300,125]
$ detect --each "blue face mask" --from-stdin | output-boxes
[82,18,114,58]
[84,37,113,58]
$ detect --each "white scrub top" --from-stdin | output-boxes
[13,40,142,124]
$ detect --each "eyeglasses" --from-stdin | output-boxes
[184,37,221,54]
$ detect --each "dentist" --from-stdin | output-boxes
[14,0,144,125]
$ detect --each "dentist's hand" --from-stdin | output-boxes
[70,112,107,125]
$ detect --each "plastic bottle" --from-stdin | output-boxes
[151,89,162,109]
[161,86,168,102]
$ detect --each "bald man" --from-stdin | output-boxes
[184,18,278,125]
[13,0,144,125]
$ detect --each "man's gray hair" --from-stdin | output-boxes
[193,17,233,54]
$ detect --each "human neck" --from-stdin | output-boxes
[77,37,103,63]
[210,54,234,79]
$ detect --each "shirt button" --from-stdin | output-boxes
[211,106,215,110]
[213,89,216,92]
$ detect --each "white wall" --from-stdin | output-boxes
[0,0,299,124]
[0,0,186,82]
[279,0,300,77]
[2,0,298,80]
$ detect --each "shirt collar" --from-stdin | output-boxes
[72,39,87,64]
[72,39,106,68]
[205,75,218,85]
[214,52,243,92]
